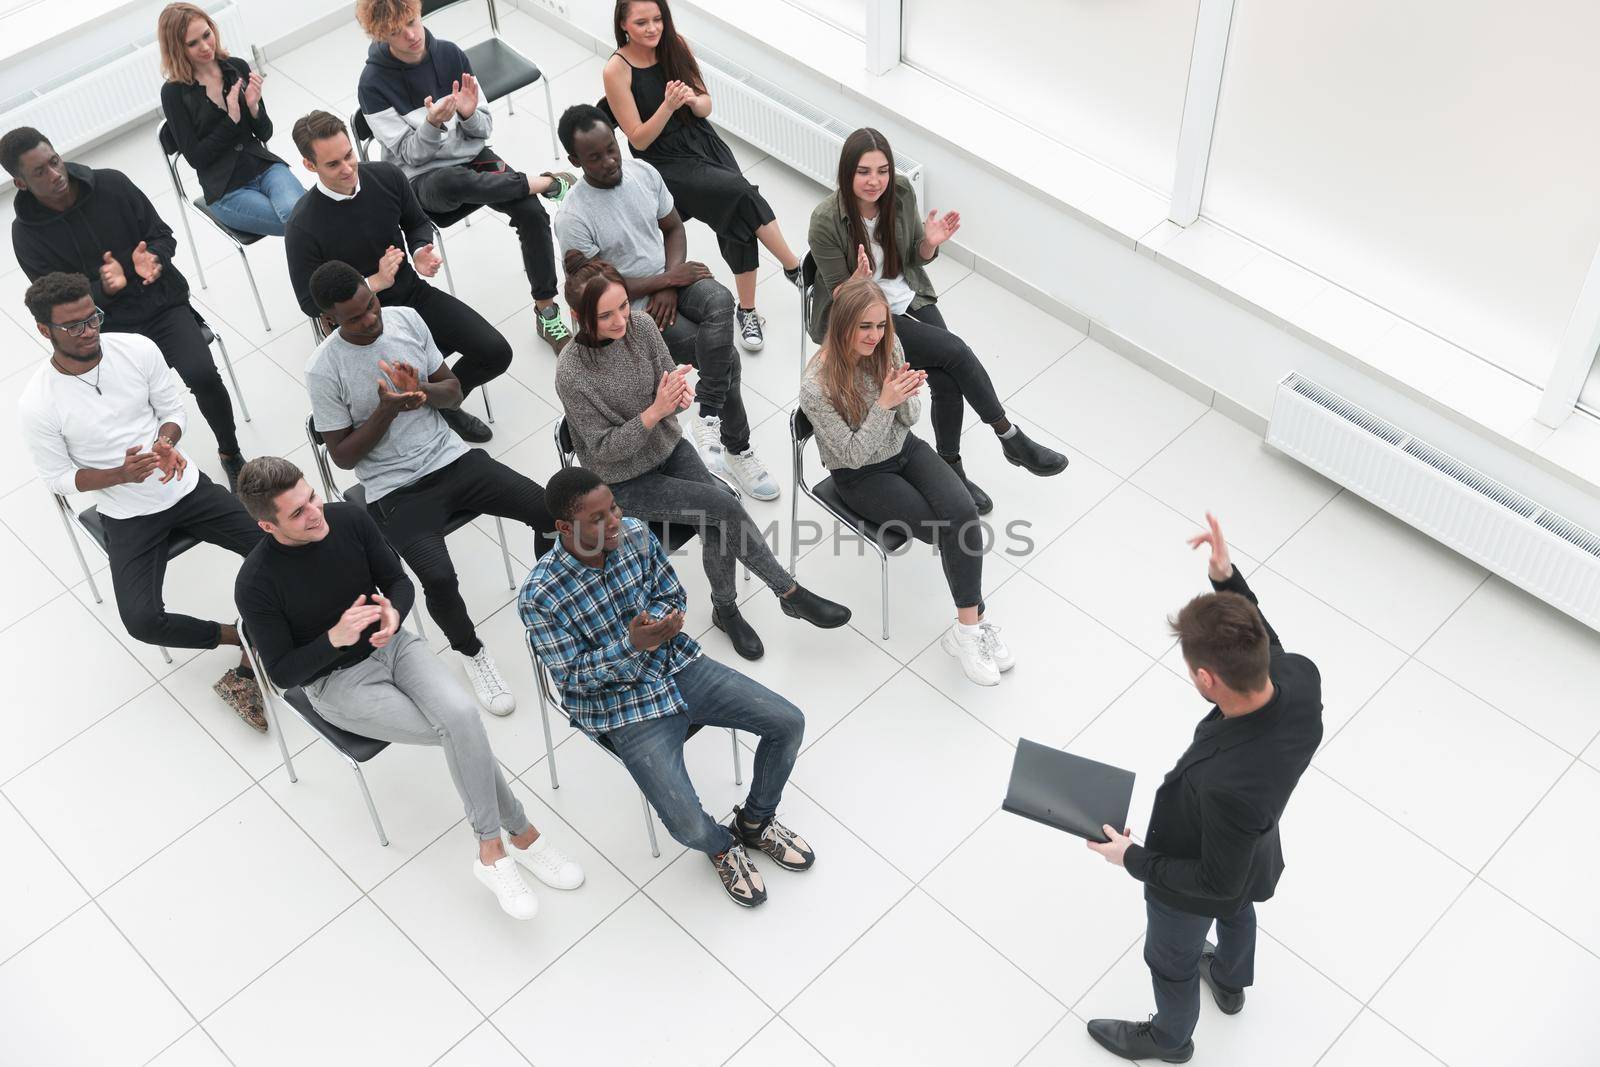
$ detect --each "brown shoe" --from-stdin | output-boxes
[213,668,268,733]
[710,839,767,907]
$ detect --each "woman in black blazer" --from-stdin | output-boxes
[157,2,304,236]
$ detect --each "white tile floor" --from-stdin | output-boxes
[2,13,1599,1066]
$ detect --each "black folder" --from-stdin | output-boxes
[1002,739,1135,844]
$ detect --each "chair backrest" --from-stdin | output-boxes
[305,414,344,502]
[791,407,815,444]
[157,122,179,158]
[801,250,819,288]
[350,110,374,162]
[554,417,575,466]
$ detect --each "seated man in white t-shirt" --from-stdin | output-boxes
[17,271,267,730]
[552,103,777,502]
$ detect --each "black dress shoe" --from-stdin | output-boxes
[713,604,764,660]
[999,428,1068,476]
[220,452,247,494]
[1200,942,1245,1014]
[942,455,994,515]
[778,584,851,628]
[1085,1019,1193,1063]
[441,406,493,443]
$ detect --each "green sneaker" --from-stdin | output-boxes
[537,305,572,354]
[539,171,577,204]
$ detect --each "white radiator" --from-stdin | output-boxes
[1267,373,1600,630]
[0,3,250,154]
[694,44,925,202]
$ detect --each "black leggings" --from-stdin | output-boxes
[137,304,240,455]
[892,303,1006,457]
[368,449,555,656]
[410,148,560,302]
[402,283,513,397]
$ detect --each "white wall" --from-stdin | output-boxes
[782,0,864,40]
[901,0,1197,194]
[1204,0,1600,387]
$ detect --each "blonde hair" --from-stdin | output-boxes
[812,276,896,430]
[356,0,422,40]
[157,3,228,83]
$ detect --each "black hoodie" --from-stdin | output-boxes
[12,163,191,329]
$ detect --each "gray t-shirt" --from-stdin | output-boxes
[306,306,469,502]
[554,158,675,292]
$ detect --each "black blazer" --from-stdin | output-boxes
[160,56,284,204]
[1123,568,1323,919]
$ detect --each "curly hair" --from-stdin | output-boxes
[0,126,50,177]
[24,272,92,324]
[309,261,366,313]
[355,0,421,40]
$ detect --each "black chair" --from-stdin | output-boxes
[798,251,820,375]
[424,0,558,157]
[157,122,275,333]
[790,408,906,640]
[237,619,393,846]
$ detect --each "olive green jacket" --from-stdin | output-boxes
[806,173,939,343]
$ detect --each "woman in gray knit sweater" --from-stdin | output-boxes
[555,261,851,660]
[799,277,1014,687]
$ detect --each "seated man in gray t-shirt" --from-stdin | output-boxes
[553,103,777,502]
[306,260,555,716]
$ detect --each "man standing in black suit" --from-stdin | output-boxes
[1084,513,1323,1063]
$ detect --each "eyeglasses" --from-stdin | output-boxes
[50,308,106,337]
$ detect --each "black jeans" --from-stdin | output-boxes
[833,434,984,609]
[1144,895,1257,1049]
[410,148,559,302]
[893,303,1006,457]
[136,304,240,455]
[368,449,555,656]
[658,277,750,454]
[400,282,513,397]
[101,473,263,649]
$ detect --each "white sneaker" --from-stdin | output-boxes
[692,414,725,473]
[508,833,586,890]
[723,446,780,501]
[979,621,1015,672]
[941,623,1000,686]
[473,856,538,920]
[462,647,515,716]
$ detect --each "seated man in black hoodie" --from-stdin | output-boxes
[2,126,248,487]
[355,0,574,354]
[285,109,507,444]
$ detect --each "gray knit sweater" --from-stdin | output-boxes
[556,310,683,484]
[798,340,921,471]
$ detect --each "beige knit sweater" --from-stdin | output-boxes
[798,340,921,470]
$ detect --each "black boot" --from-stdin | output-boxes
[1199,942,1245,1014]
[778,584,851,628]
[713,604,764,661]
[220,452,247,494]
[441,406,493,444]
[999,427,1068,475]
[942,455,993,515]
[1085,1019,1193,1063]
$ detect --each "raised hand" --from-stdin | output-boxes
[116,444,161,485]
[852,243,872,280]
[924,209,961,248]
[131,241,162,285]
[243,71,264,115]
[99,251,128,294]
[369,592,400,648]
[453,73,480,120]
[876,363,926,410]
[225,79,243,123]
[370,245,405,293]
[328,594,384,648]
[1186,511,1233,582]
[423,92,457,128]
[412,243,442,278]
[151,436,186,484]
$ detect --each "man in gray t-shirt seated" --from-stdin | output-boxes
[306,260,554,715]
[552,103,778,502]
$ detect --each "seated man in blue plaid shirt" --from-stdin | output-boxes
[519,466,815,908]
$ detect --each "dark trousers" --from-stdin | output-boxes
[368,448,554,656]
[892,303,1006,457]
[401,283,513,397]
[135,304,240,455]
[1144,895,1257,1049]
[659,276,750,454]
[833,434,984,609]
[410,148,560,302]
[101,473,263,649]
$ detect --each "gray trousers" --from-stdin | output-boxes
[305,629,530,842]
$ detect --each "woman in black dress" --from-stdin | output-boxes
[603,0,803,354]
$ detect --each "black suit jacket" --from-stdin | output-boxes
[1123,568,1323,918]
[160,57,284,205]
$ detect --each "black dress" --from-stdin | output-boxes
[615,54,775,275]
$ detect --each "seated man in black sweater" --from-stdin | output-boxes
[2,126,247,487]
[284,109,507,444]
[234,455,585,920]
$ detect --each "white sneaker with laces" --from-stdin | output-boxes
[979,621,1015,672]
[473,856,538,920]
[941,623,1001,686]
[509,834,586,890]
[462,647,515,716]
[692,414,725,473]
[736,308,766,351]
[723,446,780,501]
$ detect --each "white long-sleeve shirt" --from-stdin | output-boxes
[18,332,196,519]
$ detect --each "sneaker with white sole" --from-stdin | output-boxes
[508,833,585,890]
[736,308,765,351]
[473,856,538,919]
[941,623,1001,686]
[722,446,780,501]
[710,838,767,907]
[692,413,724,473]
[462,647,516,716]
[979,620,1015,672]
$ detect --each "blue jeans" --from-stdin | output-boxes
[604,655,804,856]
[207,163,305,236]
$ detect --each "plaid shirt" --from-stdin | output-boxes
[519,518,701,735]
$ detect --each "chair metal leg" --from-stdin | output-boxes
[542,77,559,160]
[237,244,272,333]
[641,791,661,858]
[437,228,457,295]
[159,645,173,664]
[211,332,252,423]
[239,619,298,782]
[480,381,495,424]
[493,515,516,590]
[176,196,206,289]
[880,556,890,640]
[531,653,559,790]
[730,728,742,786]
[54,494,102,602]
[351,762,390,847]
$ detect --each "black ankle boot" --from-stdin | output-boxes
[441,406,493,443]
[943,455,994,515]
[713,604,764,660]
[778,585,851,628]
[999,428,1067,475]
